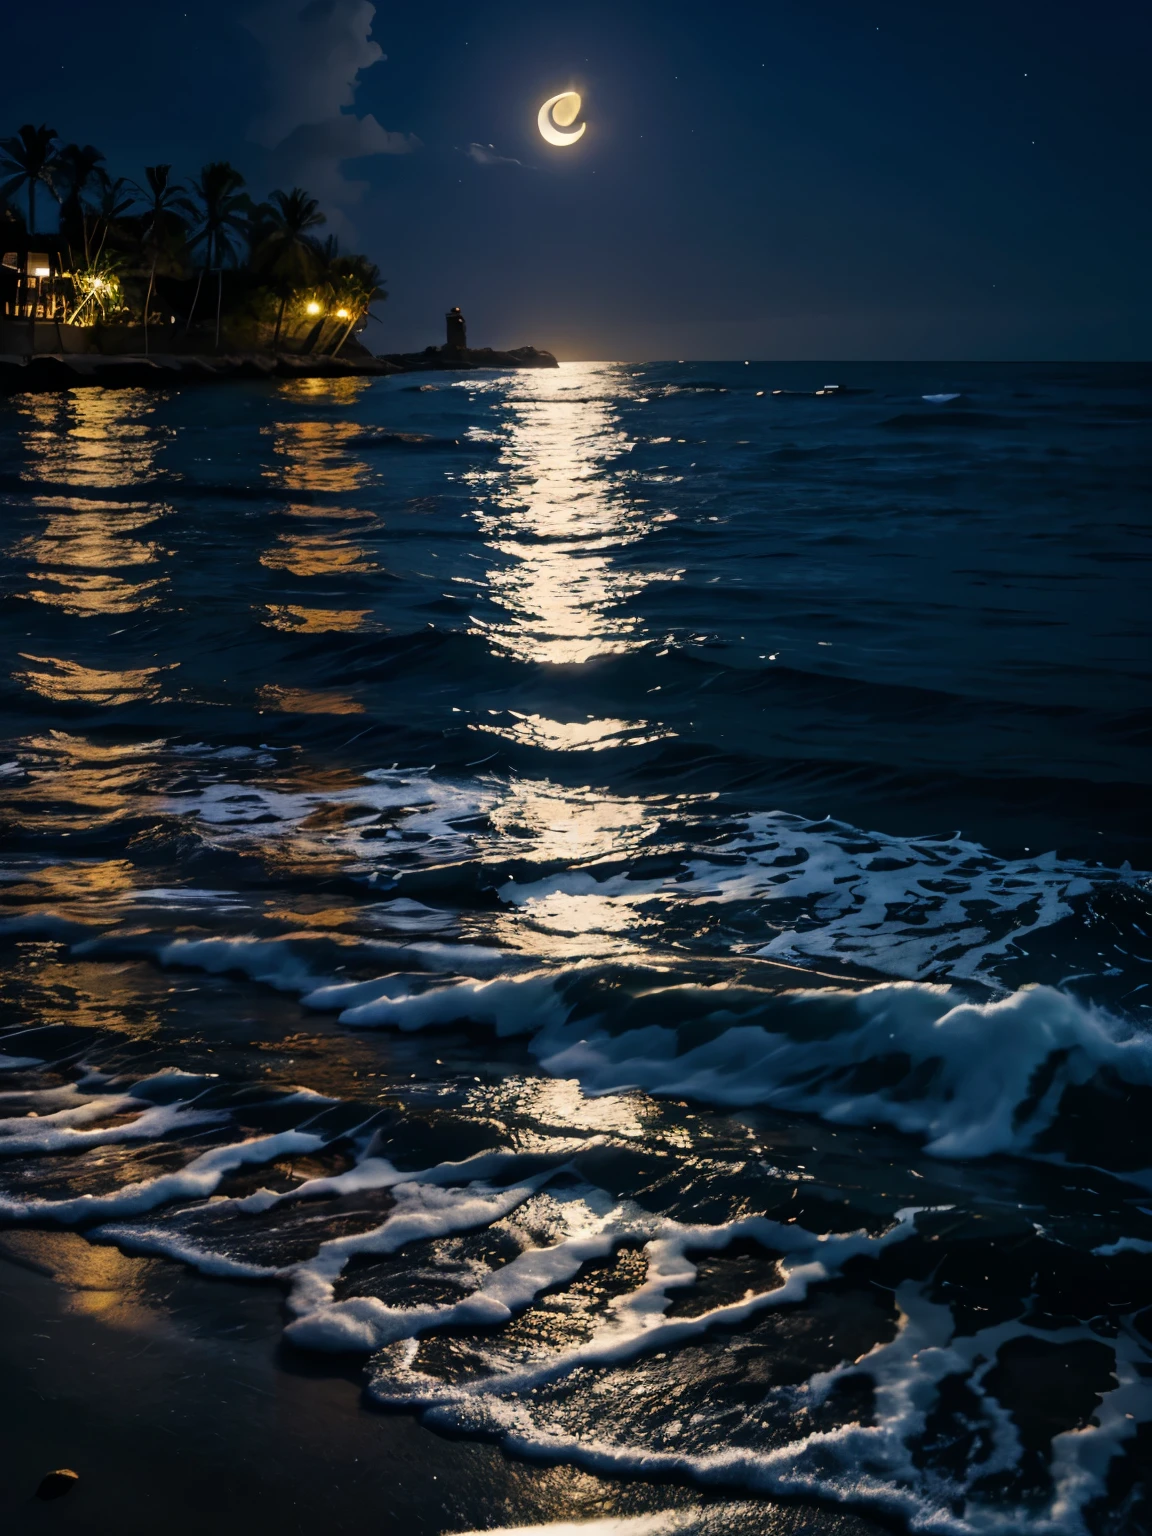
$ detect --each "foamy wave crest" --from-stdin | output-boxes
[502,811,1146,987]
[310,966,1151,1161]
[160,768,1147,991]
[34,919,1152,1167]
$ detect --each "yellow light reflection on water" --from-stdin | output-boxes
[4,733,167,833]
[8,399,172,614]
[257,684,364,715]
[487,777,657,866]
[261,604,378,633]
[15,655,174,705]
[15,390,164,487]
[464,1074,648,1145]
[22,569,165,616]
[263,418,371,494]
[16,497,166,568]
[4,857,138,902]
[260,531,377,576]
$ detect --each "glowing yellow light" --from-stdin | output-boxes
[305,300,321,315]
[335,307,351,320]
[538,91,586,147]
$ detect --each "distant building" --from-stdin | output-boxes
[0,238,70,320]
[445,306,467,351]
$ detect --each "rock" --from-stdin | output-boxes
[36,1469,79,1500]
[0,345,544,393]
[379,344,559,372]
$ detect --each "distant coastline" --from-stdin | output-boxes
[0,341,558,394]
[0,122,556,388]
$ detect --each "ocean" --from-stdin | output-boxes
[1,360,1150,1535]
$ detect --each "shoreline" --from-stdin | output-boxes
[0,1232,883,1536]
[0,345,559,394]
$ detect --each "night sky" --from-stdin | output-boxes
[6,0,1150,359]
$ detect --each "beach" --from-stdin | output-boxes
[1,360,1149,1535]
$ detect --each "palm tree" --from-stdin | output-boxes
[89,170,134,264]
[251,187,326,351]
[186,161,250,346]
[327,253,387,356]
[302,234,342,351]
[53,142,106,264]
[130,164,192,354]
[0,123,60,233]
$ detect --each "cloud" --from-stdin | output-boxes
[243,0,417,230]
[466,143,527,168]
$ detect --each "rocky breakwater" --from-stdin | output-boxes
[379,344,559,372]
[0,344,558,393]
[0,351,405,394]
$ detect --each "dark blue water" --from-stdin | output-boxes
[1,361,1151,1535]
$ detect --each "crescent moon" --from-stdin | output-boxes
[538,91,586,147]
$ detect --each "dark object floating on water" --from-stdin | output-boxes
[36,1470,79,1501]
[771,383,870,397]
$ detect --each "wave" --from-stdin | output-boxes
[1,1051,1145,1536]
[149,767,1147,987]
[4,761,1149,1172]
[14,916,1144,1173]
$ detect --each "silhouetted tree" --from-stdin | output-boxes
[53,142,106,263]
[315,251,387,356]
[129,164,193,353]
[89,169,134,263]
[0,123,60,233]
[186,161,250,345]
[251,187,326,349]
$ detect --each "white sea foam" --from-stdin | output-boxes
[0,1094,224,1155]
[3,1061,1145,1536]
[164,770,495,872]
[536,980,1152,1158]
[502,811,1143,988]
[164,769,1147,990]
[42,912,1152,1166]
[368,1207,923,1405]
[0,1127,325,1223]
[309,964,1152,1159]
[432,1279,1152,1536]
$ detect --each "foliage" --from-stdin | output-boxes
[188,161,249,271]
[53,142,106,260]
[68,258,127,324]
[0,123,60,233]
[88,169,135,261]
[0,122,388,352]
[317,249,387,354]
[249,187,327,347]
[251,187,326,286]
[131,164,193,250]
